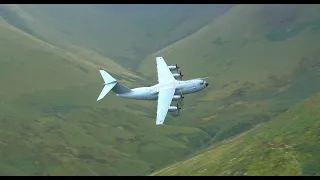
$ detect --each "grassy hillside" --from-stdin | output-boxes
[0,4,232,68]
[151,92,320,176]
[0,18,213,175]
[138,4,320,143]
[1,4,320,176]
[139,4,320,85]
[144,4,320,176]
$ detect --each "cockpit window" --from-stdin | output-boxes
[200,82,204,85]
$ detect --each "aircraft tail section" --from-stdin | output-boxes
[112,82,132,94]
[97,82,117,101]
[99,69,117,85]
[97,70,131,101]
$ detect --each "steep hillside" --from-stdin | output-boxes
[151,92,320,176]
[1,4,320,176]
[0,4,232,68]
[0,18,212,175]
[139,4,320,85]
[138,4,320,143]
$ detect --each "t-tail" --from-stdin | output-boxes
[97,70,131,101]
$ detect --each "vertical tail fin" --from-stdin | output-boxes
[96,70,132,101]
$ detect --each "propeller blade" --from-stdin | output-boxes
[179,90,184,105]
[176,64,180,72]
[177,103,181,109]
[180,90,184,98]
[179,71,184,80]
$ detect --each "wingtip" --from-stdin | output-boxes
[156,56,163,61]
[156,120,164,125]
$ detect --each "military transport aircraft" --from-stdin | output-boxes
[97,57,209,125]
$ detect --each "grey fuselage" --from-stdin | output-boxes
[116,79,209,100]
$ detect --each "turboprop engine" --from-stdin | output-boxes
[168,64,180,72]
[168,106,178,112]
[172,95,184,101]
[168,103,181,115]
[172,71,184,80]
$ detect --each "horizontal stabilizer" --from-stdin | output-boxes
[99,70,116,83]
[97,82,117,101]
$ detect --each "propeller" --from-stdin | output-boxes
[176,103,181,115]
[179,71,184,80]
[179,90,185,106]
[180,90,184,99]
[175,64,180,73]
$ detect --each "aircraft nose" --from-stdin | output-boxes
[205,82,209,87]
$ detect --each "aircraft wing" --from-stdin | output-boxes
[156,57,175,85]
[156,87,176,125]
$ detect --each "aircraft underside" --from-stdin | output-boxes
[97,56,208,125]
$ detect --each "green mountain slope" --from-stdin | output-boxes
[139,4,320,86]
[138,4,320,143]
[0,18,212,175]
[151,92,320,176]
[0,4,232,68]
[1,4,320,176]
[144,4,320,176]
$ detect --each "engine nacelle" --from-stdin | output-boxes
[172,73,181,79]
[168,65,177,71]
[172,95,183,101]
[168,106,178,112]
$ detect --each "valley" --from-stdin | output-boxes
[0,4,320,175]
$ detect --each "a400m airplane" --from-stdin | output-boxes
[96,57,209,125]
